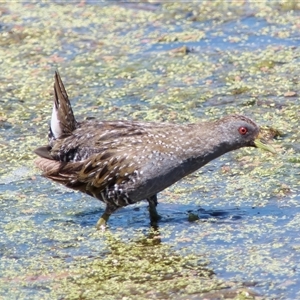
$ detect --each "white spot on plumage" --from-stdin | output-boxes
[85,161,92,168]
[88,171,96,177]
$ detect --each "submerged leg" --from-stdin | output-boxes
[147,194,161,224]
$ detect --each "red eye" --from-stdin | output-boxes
[239,126,248,135]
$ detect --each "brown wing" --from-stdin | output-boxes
[34,148,139,196]
[77,149,138,190]
[34,157,83,188]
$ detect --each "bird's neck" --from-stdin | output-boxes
[178,124,234,176]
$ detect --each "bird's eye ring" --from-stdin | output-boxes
[238,126,248,135]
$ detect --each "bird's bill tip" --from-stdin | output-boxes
[253,138,276,154]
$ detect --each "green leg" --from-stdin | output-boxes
[147,195,161,225]
[95,202,118,230]
[96,212,111,230]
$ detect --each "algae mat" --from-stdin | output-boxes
[0,1,300,299]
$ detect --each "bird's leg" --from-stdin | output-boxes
[96,212,111,230]
[96,204,117,230]
[147,194,161,225]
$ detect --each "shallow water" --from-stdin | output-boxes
[0,1,300,299]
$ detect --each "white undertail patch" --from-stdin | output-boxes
[51,103,62,139]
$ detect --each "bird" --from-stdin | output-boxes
[34,71,275,229]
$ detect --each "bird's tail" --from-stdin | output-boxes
[49,71,77,145]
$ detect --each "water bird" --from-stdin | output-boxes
[34,72,275,229]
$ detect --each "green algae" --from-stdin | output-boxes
[59,233,214,299]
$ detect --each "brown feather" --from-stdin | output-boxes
[53,71,77,135]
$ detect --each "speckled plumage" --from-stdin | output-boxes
[34,72,274,228]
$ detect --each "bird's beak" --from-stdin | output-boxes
[253,135,276,154]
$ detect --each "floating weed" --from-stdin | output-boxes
[59,233,216,299]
